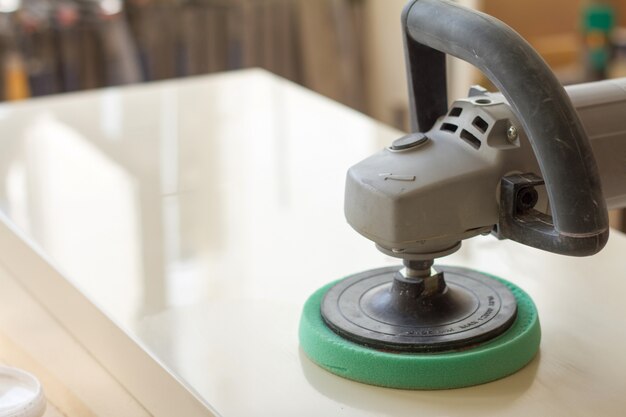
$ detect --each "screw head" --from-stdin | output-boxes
[516,186,539,213]
[506,125,518,143]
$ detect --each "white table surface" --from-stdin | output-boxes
[0,262,151,417]
[0,69,624,416]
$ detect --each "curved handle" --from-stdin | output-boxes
[402,0,609,255]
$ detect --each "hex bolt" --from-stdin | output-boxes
[516,186,539,213]
[506,125,519,143]
[402,259,434,278]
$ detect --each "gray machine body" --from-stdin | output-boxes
[345,78,626,259]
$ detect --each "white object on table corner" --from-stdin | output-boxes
[0,366,45,417]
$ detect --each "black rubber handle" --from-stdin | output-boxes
[402,0,608,254]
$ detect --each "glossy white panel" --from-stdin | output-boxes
[0,70,624,416]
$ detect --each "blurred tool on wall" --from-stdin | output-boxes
[582,1,616,80]
[0,0,366,110]
[0,0,141,100]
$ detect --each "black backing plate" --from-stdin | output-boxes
[321,265,517,353]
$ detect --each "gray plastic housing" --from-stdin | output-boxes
[345,79,626,259]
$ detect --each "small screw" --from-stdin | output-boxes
[506,125,518,143]
[516,186,538,213]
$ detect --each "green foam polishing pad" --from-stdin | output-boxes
[299,271,540,389]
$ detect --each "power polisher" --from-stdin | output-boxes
[299,0,626,389]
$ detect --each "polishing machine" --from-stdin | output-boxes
[299,0,626,389]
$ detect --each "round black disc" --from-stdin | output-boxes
[321,265,517,353]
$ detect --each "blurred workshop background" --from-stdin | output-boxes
[0,0,624,229]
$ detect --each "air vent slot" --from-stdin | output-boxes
[440,123,458,133]
[472,116,489,133]
[460,129,481,149]
[449,107,463,117]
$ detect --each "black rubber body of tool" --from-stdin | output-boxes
[402,0,608,256]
